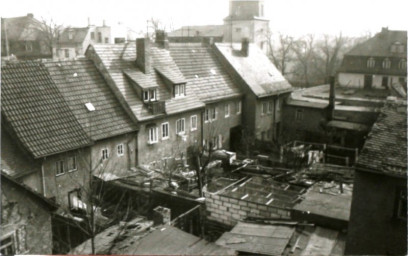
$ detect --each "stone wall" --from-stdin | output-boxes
[204,191,291,226]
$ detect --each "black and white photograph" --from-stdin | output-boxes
[0,0,407,255]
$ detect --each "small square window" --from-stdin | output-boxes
[67,156,77,172]
[56,160,64,176]
[162,122,169,139]
[102,148,109,160]
[117,144,124,156]
[191,115,197,131]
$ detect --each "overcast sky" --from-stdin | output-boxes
[1,0,407,38]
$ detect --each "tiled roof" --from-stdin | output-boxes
[169,43,242,102]
[215,43,292,98]
[346,29,407,58]
[168,25,224,38]
[1,61,92,158]
[58,27,89,44]
[1,129,41,179]
[44,59,137,140]
[123,69,157,89]
[356,100,407,177]
[89,42,203,121]
[1,15,42,41]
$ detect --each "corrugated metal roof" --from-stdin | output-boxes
[215,43,292,97]
[44,59,137,141]
[1,61,92,158]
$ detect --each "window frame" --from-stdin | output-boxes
[382,58,391,69]
[367,57,375,68]
[67,156,77,172]
[190,115,198,131]
[174,84,186,98]
[161,122,169,140]
[117,144,124,156]
[176,118,185,135]
[236,101,242,114]
[295,109,303,121]
[148,126,159,144]
[102,148,109,160]
[399,59,407,70]
[0,232,16,255]
[56,160,65,176]
[204,108,210,123]
[211,107,217,121]
[224,103,230,118]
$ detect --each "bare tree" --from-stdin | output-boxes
[267,30,294,76]
[35,17,63,57]
[291,34,316,86]
[319,33,347,81]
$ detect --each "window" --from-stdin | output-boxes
[211,107,217,120]
[295,109,303,121]
[382,58,391,69]
[117,144,124,156]
[176,118,185,134]
[91,32,95,40]
[218,134,223,149]
[162,122,169,139]
[190,115,197,131]
[391,42,404,53]
[236,101,241,114]
[143,89,156,102]
[143,91,149,101]
[224,103,230,118]
[268,101,273,113]
[367,57,375,68]
[68,32,73,40]
[104,37,109,43]
[267,129,272,140]
[235,27,242,33]
[204,109,210,123]
[396,188,407,220]
[0,234,15,255]
[262,102,268,115]
[150,89,156,101]
[56,160,64,176]
[212,136,219,150]
[276,98,281,113]
[64,49,70,58]
[399,59,407,70]
[148,127,158,144]
[174,84,186,98]
[382,76,388,87]
[68,189,85,211]
[67,156,77,172]
[102,148,109,160]
[25,41,32,52]
[98,32,102,43]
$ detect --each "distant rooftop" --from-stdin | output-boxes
[168,25,224,38]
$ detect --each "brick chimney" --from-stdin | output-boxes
[241,38,249,57]
[136,38,151,74]
[155,30,169,49]
[328,76,335,120]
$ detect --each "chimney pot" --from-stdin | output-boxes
[241,38,249,57]
[155,30,169,49]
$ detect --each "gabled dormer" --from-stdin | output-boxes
[155,66,187,99]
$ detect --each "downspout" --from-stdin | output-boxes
[200,110,204,148]
[272,97,276,141]
[41,158,46,197]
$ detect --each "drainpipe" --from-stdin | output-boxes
[272,97,276,141]
[41,158,46,197]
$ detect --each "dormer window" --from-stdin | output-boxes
[143,89,157,102]
[367,57,375,68]
[174,84,186,98]
[391,42,404,53]
[382,58,391,69]
[399,59,407,70]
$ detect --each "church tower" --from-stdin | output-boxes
[223,0,269,52]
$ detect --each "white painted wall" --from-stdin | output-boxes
[338,72,403,89]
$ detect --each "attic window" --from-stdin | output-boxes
[391,42,404,53]
[143,89,157,102]
[210,69,216,75]
[174,84,186,98]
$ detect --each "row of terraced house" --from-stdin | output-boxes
[1,31,291,254]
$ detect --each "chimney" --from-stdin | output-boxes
[328,76,335,120]
[27,13,34,18]
[155,30,169,49]
[136,38,151,74]
[381,27,388,33]
[241,38,249,57]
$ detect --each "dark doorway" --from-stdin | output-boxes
[230,125,242,152]
[364,75,373,89]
